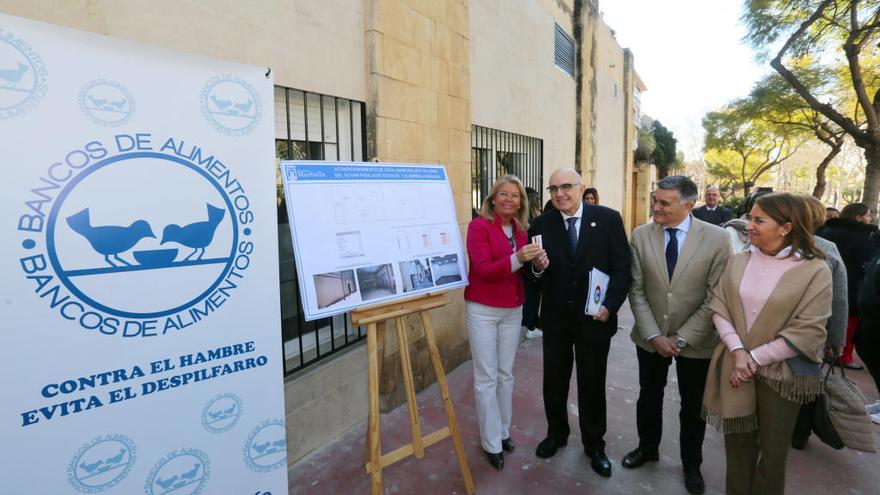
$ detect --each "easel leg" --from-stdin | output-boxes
[419,312,475,495]
[395,316,425,458]
[364,321,386,467]
[366,322,382,495]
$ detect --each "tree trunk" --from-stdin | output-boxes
[863,144,880,218]
[811,144,842,199]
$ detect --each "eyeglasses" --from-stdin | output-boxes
[496,191,521,200]
[546,183,576,194]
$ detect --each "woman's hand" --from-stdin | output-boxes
[516,244,543,263]
[729,349,759,388]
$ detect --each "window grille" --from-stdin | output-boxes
[471,125,544,214]
[274,86,368,375]
[554,23,576,78]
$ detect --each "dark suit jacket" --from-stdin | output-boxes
[692,205,732,226]
[528,203,632,339]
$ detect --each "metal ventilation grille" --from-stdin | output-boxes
[554,23,575,78]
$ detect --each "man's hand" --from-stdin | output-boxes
[592,305,610,322]
[651,335,679,358]
[516,244,542,263]
[532,251,549,270]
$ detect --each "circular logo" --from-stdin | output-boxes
[145,448,210,495]
[593,286,601,304]
[79,79,135,126]
[67,434,136,493]
[201,393,243,433]
[45,151,239,319]
[243,419,287,472]
[0,29,48,118]
[200,75,261,136]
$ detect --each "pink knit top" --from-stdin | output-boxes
[713,246,802,365]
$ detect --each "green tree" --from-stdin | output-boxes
[703,96,805,196]
[747,71,847,198]
[652,120,678,178]
[744,0,880,215]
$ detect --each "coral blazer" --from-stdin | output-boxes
[464,214,528,308]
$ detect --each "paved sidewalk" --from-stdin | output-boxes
[288,302,880,494]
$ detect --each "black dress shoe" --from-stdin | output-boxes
[501,437,515,453]
[683,466,705,494]
[586,450,612,477]
[791,434,808,450]
[621,448,659,469]
[485,450,504,470]
[535,437,567,458]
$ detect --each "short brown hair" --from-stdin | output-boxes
[754,193,825,260]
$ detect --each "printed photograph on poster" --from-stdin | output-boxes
[281,162,468,320]
[429,254,463,285]
[313,269,359,309]
[356,264,398,301]
[399,258,434,292]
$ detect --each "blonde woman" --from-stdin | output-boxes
[464,175,547,470]
[703,193,832,494]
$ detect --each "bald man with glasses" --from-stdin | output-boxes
[528,168,632,478]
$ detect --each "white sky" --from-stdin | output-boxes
[599,0,769,160]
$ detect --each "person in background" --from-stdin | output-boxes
[464,175,548,470]
[790,195,849,449]
[826,207,840,221]
[693,185,733,226]
[583,187,599,205]
[703,192,831,495]
[856,240,880,423]
[523,187,544,340]
[722,188,774,253]
[624,176,730,494]
[817,203,879,370]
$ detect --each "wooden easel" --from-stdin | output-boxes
[350,293,474,495]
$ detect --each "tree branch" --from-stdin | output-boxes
[770,0,867,140]
[844,0,880,131]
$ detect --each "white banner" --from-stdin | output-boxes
[281,161,468,320]
[0,14,287,494]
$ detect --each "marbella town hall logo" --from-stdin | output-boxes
[17,132,256,337]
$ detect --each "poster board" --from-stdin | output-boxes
[281,161,468,321]
[0,14,287,494]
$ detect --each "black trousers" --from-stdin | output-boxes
[522,279,541,330]
[855,318,880,396]
[635,346,710,468]
[542,324,611,453]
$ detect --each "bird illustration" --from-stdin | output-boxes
[252,441,271,454]
[105,448,126,465]
[179,463,201,480]
[223,404,236,414]
[160,204,225,261]
[87,94,107,107]
[79,459,104,474]
[0,61,28,86]
[234,99,253,113]
[154,475,178,490]
[108,98,127,109]
[272,438,286,448]
[210,94,233,111]
[66,209,155,267]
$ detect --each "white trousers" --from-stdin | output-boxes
[465,301,522,454]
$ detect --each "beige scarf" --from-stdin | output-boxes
[702,252,832,434]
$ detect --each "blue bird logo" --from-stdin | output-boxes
[66,208,155,267]
[160,204,225,261]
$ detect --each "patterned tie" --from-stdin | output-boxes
[666,227,678,279]
[567,217,578,253]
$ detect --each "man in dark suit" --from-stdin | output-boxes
[528,168,632,477]
[691,185,732,226]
